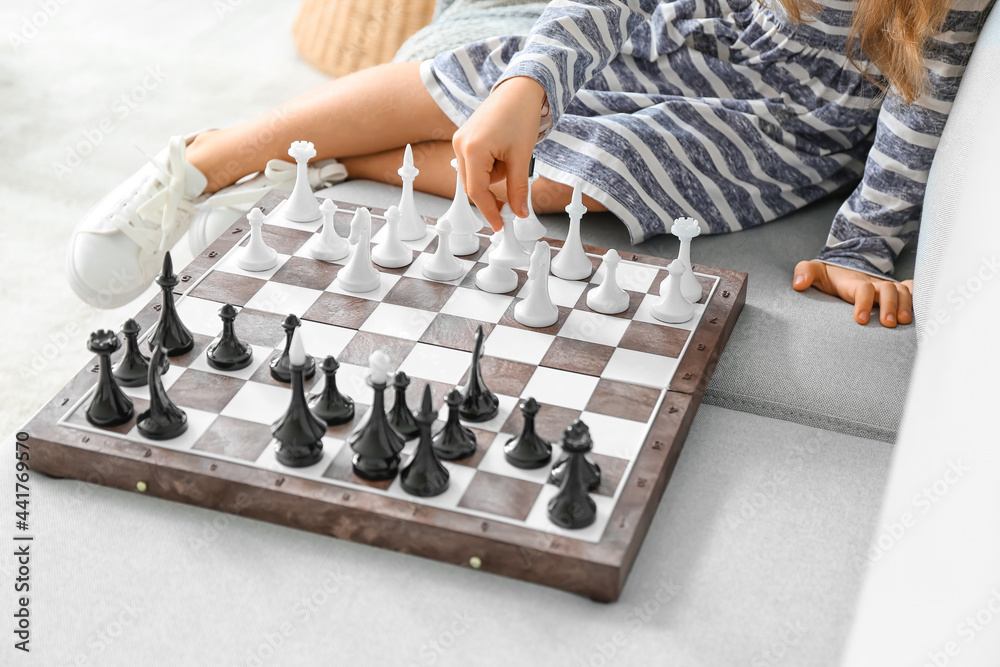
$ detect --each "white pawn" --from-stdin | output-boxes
[651,259,694,324]
[309,199,349,262]
[587,249,629,314]
[515,241,559,328]
[476,233,518,293]
[489,205,530,269]
[284,141,321,223]
[672,216,703,303]
[422,218,465,282]
[396,145,427,241]
[443,158,484,256]
[551,184,592,280]
[335,207,381,293]
[371,205,413,269]
[513,168,546,249]
[236,208,278,271]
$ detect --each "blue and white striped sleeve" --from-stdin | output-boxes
[816,9,985,279]
[494,0,660,128]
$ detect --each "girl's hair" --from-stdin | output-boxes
[777,0,951,103]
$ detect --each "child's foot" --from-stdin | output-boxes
[66,133,210,308]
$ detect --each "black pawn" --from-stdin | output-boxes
[148,252,194,356]
[400,385,450,497]
[549,419,601,491]
[136,345,188,440]
[86,330,134,427]
[270,314,315,382]
[387,372,419,440]
[113,319,165,387]
[433,388,478,460]
[503,398,551,469]
[272,349,326,468]
[459,325,498,422]
[547,419,597,529]
[349,374,405,480]
[308,356,355,426]
[207,304,253,371]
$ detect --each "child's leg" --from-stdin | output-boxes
[186,62,458,193]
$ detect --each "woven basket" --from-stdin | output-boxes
[293,0,437,78]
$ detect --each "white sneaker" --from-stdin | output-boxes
[66,133,210,308]
[187,157,348,254]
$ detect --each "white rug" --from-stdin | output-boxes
[0,0,327,436]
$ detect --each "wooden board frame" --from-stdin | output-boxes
[24,191,747,601]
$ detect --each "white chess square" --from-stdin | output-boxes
[386,459,477,510]
[243,281,324,317]
[403,253,474,286]
[522,483,614,543]
[263,201,325,233]
[185,342,271,381]
[333,363,375,405]
[220,382,292,424]
[297,320,357,359]
[476,433,563,486]
[591,259,659,293]
[119,363,185,399]
[325,271,401,301]
[174,297,231,337]
[397,342,471,385]
[579,410,653,460]
[517,275,587,308]
[484,325,553,365]
[601,348,679,389]
[293,235,349,264]
[462,393,519,433]
[125,407,217,451]
[522,367,600,411]
[359,303,435,341]
[440,288,513,323]
[254,437,344,478]
[215,249,292,280]
[633,294,706,332]
[558,310,631,347]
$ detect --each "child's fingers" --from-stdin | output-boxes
[792,260,821,291]
[853,282,875,324]
[876,282,898,327]
[505,153,532,219]
[460,148,504,231]
[897,282,913,325]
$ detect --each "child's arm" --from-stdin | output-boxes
[454,0,659,229]
[794,6,985,327]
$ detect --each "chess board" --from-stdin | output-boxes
[25,190,746,601]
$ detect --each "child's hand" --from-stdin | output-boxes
[452,76,546,231]
[793,260,913,327]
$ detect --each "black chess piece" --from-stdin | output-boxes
[271,335,326,467]
[387,372,419,440]
[547,419,598,529]
[136,345,188,440]
[459,325,499,422]
[207,304,253,371]
[86,329,135,427]
[308,356,355,426]
[549,419,601,491]
[503,398,551,469]
[270,314,316,382]
[433,388,478,461]
[348,368,405,480]
[148,252,194,356]
[400,385,450,497]
[112,318,165,387]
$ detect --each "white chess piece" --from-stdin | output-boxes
[515,241,559,328]
[651,259,694,324]
[672,216,703,303]
[283,141,322,223]
[309,199,350,262]
[442,158,485,256]
[513,170,546,249]
[476,233,518,293]
[550,184,593,280]
[371,205,413,268]
[488,205,530,269]
[236,208,278,271]
[587,249,629,314]
[334,207,381,293]
[396,145,427,241]
[422,218,465,282]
